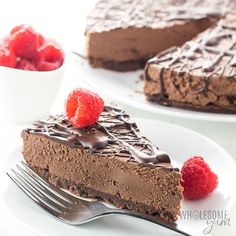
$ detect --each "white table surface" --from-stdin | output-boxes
[0,0,235,235]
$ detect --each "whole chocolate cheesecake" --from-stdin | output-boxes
[85,0,236,113]
[86,0,222,71]
[144,14,236,113]
[21,105,182,222]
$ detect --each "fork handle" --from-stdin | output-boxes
[106,210,198,236]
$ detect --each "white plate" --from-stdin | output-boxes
[73,56,236,123]
[1,118,236,236]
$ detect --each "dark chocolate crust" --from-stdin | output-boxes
[36,167,178,222]
[88,57,146,72]
[146,95,236,114]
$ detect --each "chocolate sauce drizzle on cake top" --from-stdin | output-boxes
[25,105,171,167]
[86,0,223,33]
[145,16,236,99]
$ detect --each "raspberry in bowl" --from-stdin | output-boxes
[0,25,65,123]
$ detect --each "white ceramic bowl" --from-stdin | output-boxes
[0,56,65,124]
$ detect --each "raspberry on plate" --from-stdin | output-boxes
[181,156,218,200]
[65,88,104,128]
[0,47,17,68]
[10,25,38,59]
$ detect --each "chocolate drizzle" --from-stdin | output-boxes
[145,15,236,102]
[86,0,223,33]
[25,105,170,167]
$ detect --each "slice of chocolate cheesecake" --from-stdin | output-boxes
[86,0,221,71]
[144,15,236,113]
[21,105,182,222]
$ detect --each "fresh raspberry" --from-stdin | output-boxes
[65,88,104,128]
[0,47,17,68]
[37,33,45,47]
[37,42,63,63]
[1,36,13,49]
[36,60,60,71]
[10,25,38,59]
[11,25,45,47]
[36,42,64,71]
[181,156,218,200]
[16,59,36,71]
[10,24,27,35]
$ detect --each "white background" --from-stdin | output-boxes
[0,0,235,235]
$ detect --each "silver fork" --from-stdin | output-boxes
[7,161,198,236]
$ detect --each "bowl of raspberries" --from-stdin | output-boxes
[0,24,65,123]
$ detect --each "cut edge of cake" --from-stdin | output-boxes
[21,105,183,222]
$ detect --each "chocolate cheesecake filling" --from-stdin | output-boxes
[86,0,222,71]
[24,105,170,166]
[144,15,236,113]
[22,105,182,222]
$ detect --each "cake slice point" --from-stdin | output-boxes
[21,105,182,222]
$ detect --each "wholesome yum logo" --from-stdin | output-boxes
[180,210,231,235]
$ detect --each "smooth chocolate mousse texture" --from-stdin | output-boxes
[144,14,236,113]
[21,105,182,222]
[86,0,221,71]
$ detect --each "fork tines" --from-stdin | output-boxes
[7,161,77,219]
